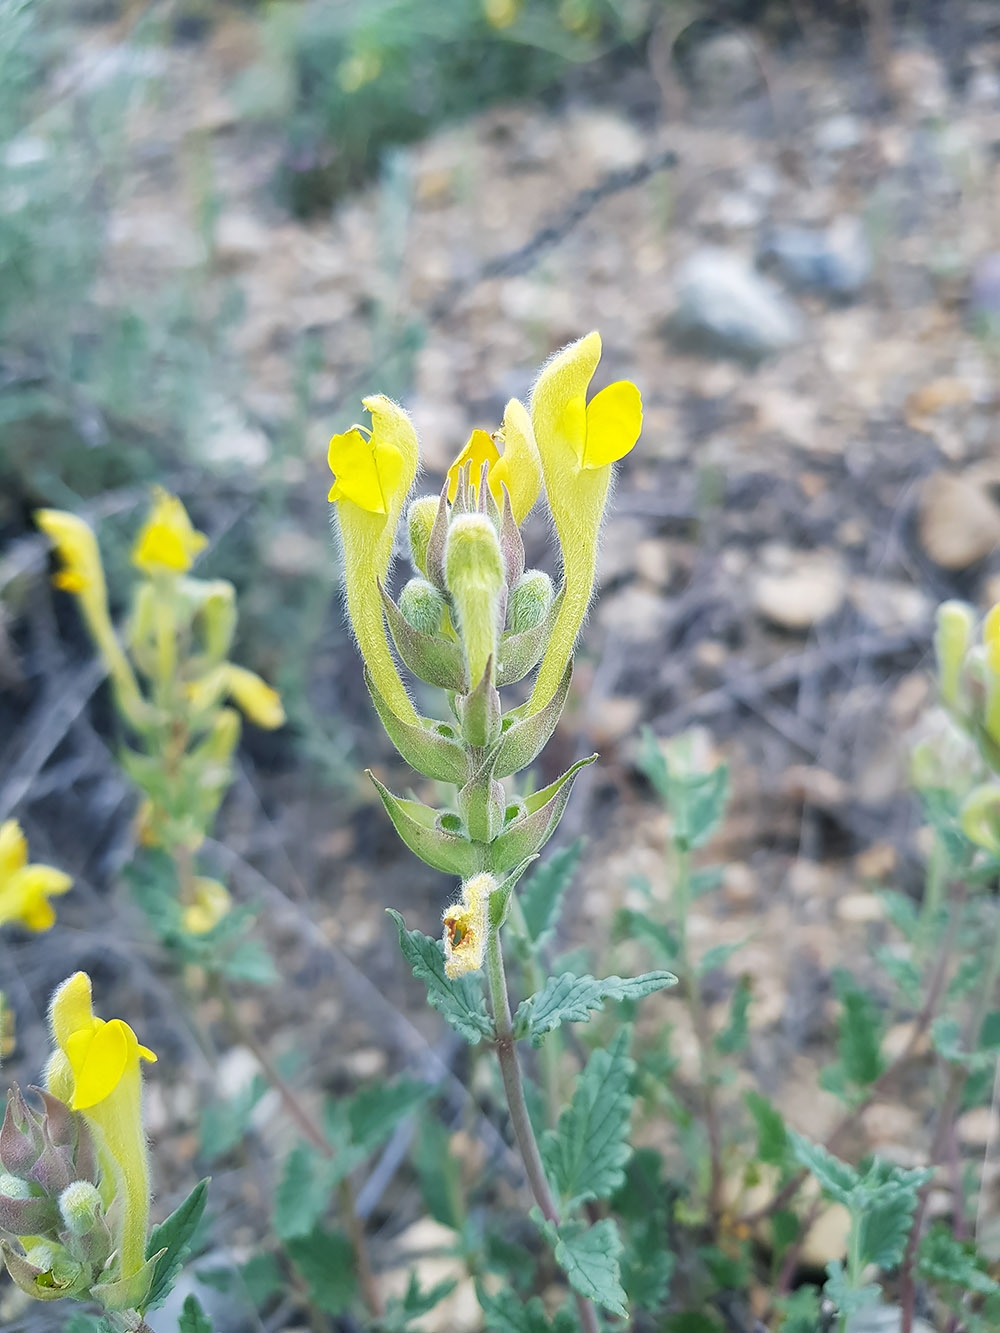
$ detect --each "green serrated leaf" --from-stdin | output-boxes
[274,1144,335,1241]
[286,1226,356,1315]
[221,937,278,986]
[514,970,675,1044]
[479,1286,567,1333]
[715,975,752,1054]
[822,1258,881,1320]
[833,972,885,1087]
[789,1134,858,1204]
[387,910,493,1043]
[199,1074,267,1160]
[240,1252,284,1307]
[775,1285,821,1332]
[614,906,679,963]
[979,1009,1000,1051]
[878,888,920,939]
[143,1178,210,1312]
[414,1114,463,1231]
[65,1317,114,1333]
[542,1029,635,1210]
[179,1293,214,1333]
[382,1272,459,1330]
[621,1214,673,1310]
[856,1161,933,1270]
[519,840,584,948]
[540,1215,628,1317]
[697,939,747,977]
[744,1091,788,1166]
[919,1223,1000,1297]
[347,1077,432,1155]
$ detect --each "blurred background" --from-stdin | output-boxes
[2,0,1000,1326]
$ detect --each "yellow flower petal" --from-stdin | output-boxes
[582,380,643,468]
[182,877,231,935]
[66,1020,129,1110]
[985,604,1000,675]
[446,430,500,504]
[491,399,542,524]
[19,894,56,933]
[132,488,208,575]
[328,426,405,514]
[223,664,285,729]
[0,820,27,878]
[49,972,98,1052]
[35,509,105,600]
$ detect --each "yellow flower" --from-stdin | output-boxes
[443,874,493,979]
[182,877,231,935]
[35,509,147,725]
[222,664,285,729]
[527,332,642,711]
[132,488,208,576]
[445,399,541,526]
[484,0,521,28]
[46,973,156,1281]
[329,395,420,724]
[0,820,71,933]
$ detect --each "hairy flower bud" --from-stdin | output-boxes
[508,569,554,635]
[407,496,439,576]
[399,577,445,637]
[445,515,505,690]
[58,1180,104,1236]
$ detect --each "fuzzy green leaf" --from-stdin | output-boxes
[715,975,752,1054]
[286,1226,356,1315]
[514,971,675,1044]
[347,1077,433,1155]
[919,1224,1000,1297]
[388,910,493,1043]
[383,1273,459,1330]
[274,1143,350,1241]
[479,1287,576,1333]
[744,1091,788,1166]
[540,1216,628,1317]
[143,1177,210,1312]
[179,1294,214,1333]
[775,1286,821,1332]
[519,840,584,948]
[790,1134,858,1205]
[541,1029,635,1209]
[696,939,747,977]
[834,972,885,1087]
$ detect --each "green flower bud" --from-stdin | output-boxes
[935,601,975,710]
[58,1180,103,1237]
[445,514,505,689]
[399,577,445,637]
[407,496,440,576]
[508,569,554,635]
[960,784,1000,855]
[0,1172,29,1199]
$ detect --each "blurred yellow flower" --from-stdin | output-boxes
[484,0,521,28]
[132,488,208,576]
[46,973,156,1281]
[985,603,1000,674]
[182,877,231,935]
[35,509,105,600]
[0,820,71,933]
[223,664,285,729]
[446,400,541,525]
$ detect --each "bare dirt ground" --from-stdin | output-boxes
[3,5,1000,1328]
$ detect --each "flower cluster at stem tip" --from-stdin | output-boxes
[327,332,642,973]
[35,489,285,936]
[1,972,158,1311]
[932,598,1000,855]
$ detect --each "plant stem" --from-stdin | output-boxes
[508,892,563,1129]
[485,925,600,1333]
[674,839,724,1227]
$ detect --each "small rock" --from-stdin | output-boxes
[956,1106,998,1148]
[634,537,672,588]
[917,472,1000,569]
[882,1020,931,1062]
[589,696,642,746]
[887,48,948,117]
[813,113,863,154]
[670,248,804,362]
[782,765,848,809]
[688,31,763,104]
[800,1202,851,1268]
[597,586,670,643]
[753,547,847,629]
[836,893,885,925]
[203,398,271,469]
[214,213,270,270]
[722,862,757,908]
[759,216,871,300]
[855,842,897,880]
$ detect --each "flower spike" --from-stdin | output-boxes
[329,395,420,724]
